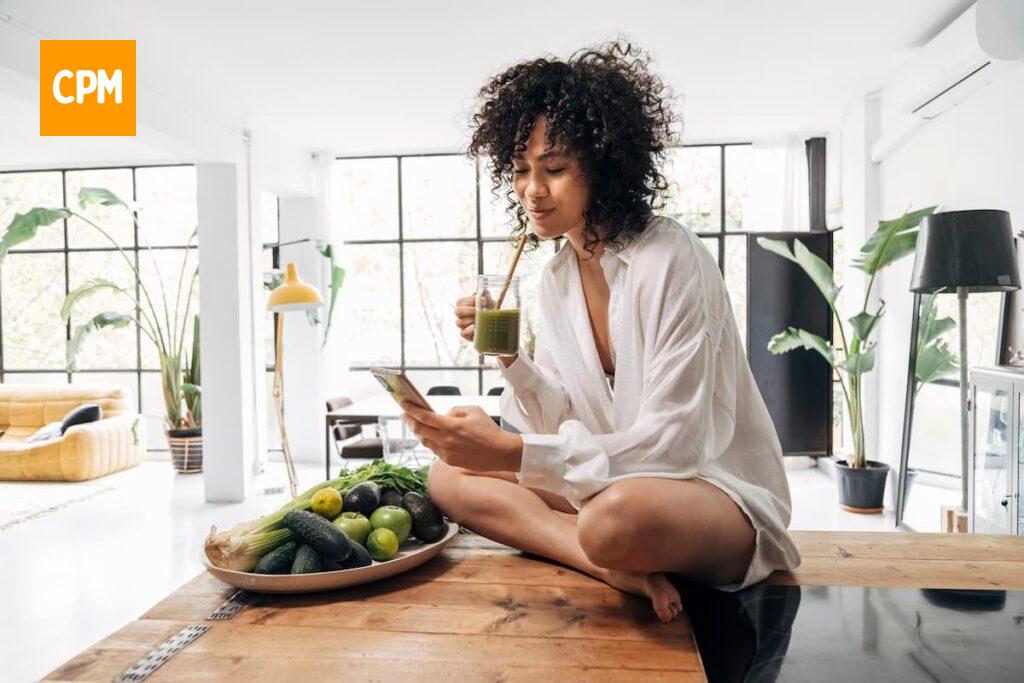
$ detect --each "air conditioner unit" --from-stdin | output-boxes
[901,4,1020,120]
[871,2,1022,162]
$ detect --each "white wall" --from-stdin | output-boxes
[845,65,1024,503]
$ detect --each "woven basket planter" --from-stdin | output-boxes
[168,427,203,474]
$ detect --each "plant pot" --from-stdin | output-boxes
[168,427,203,474]
[834,459,890,513]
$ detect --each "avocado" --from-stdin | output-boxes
[402,491,447,542]
[380,487,404,508]
[343,481,381,517]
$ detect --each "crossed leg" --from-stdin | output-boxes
[428,459,756,622]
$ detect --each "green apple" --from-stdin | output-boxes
[332,511,372,546]
[369,505,412,545]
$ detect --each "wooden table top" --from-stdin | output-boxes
[46,530,1024,682]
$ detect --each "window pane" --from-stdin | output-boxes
[482,240,554,361]
[138,248,200,369]
[663,147,721,233]
[135,166,197,247]
[1,372,67,386]
[1,253,66,369]
[482,369,502,396]
[401,156,477,239]
[724,236,747,349]
[71,372,139,414]
[140,371,169,449]
[259,192,279,246]
[66,168,135,247]
[0,171,65,249]
[403,241,478,366]
[700,237,719,265]
[345,244,401,366]
[479,162,517,238]
[908,382,961,476]
[406,369,479,398]
[934,292,1004,371]
[832,381,844,455]
[333,158,398,240]
[67,252,138,369]
[725,145,750,231]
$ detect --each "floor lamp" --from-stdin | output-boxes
[268,262,324,499]
[909,209,1019,519]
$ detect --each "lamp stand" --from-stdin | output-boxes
[272,313,300,499]
[958,286,969,513]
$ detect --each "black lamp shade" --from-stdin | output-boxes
[910,209,1020,293]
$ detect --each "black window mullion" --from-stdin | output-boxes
[133,168,143,417]
[62,170,72,384]
[717,145,725,273]
[397,157,406,372]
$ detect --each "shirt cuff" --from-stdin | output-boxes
[516,433,566,492]
[496,352,541,390]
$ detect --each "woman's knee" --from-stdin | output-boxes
[576,484,653,571]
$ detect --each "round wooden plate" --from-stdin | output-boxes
[202,521,459,593]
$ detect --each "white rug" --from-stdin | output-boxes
[0,481,114,531]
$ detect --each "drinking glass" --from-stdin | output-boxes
[474,274,520,356]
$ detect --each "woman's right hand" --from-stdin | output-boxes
[454,295,476,343]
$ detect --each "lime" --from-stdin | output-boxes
[311,488,343,519]
[366,527,399,560]
[369,505,412,544]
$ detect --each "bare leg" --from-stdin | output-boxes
[429,460,683,622]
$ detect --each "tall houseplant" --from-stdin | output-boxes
[757,207,936,511]
[1,187,202,470]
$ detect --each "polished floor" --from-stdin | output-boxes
[1,458,940,682]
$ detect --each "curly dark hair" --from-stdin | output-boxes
[468,40,678,255]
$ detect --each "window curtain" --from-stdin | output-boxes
[744,138,810,231]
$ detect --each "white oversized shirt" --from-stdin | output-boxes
[498,215,800,588]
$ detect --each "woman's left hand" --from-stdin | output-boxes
[401,403,522,472]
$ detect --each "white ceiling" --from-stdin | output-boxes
[0,0,974,162]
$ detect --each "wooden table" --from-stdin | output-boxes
[324,394,502,480]
[46,531,1024,681]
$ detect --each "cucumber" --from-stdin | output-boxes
[283,509,352,561]
[254,541,299,574]
[290,544,323,574]
[339,541,372,569]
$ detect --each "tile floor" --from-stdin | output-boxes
[1,457,944,682]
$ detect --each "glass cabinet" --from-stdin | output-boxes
[969,367,1022,535]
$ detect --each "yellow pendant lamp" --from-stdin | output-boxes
[268,263,323,498]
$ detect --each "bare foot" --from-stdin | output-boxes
[603,569,682,623]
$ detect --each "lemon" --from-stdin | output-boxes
[366,527,399,560]
[310,488,343,519]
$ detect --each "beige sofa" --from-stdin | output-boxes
[0,385,146,482]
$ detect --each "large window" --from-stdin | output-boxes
[0,165,198,450]
[335,145,773,397]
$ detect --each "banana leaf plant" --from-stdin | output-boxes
[756,206,936,468]
[914,293,959,394]
[0,188,200,430]
[262,239,345,348]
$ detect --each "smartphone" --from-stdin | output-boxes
[368,367,434,412]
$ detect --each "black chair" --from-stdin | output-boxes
[326,396,382,460]
[427,385,461,396]
[487,386,504,396]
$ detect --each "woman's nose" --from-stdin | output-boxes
[525,176,548,200]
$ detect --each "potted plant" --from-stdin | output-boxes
[0,188,203,472]
[757,207,936,512]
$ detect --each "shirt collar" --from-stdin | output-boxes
[548,234,639,274]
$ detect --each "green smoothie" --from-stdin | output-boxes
[474,308,520,356]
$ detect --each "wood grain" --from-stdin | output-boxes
[46,529,1024,681]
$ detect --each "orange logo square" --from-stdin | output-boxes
[39,40,136,136]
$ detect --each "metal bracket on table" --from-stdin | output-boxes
[206,589,251,620]
[114,624,210,682]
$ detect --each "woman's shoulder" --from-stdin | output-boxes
[625,214,715,275]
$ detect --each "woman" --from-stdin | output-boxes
[400,42,800,623]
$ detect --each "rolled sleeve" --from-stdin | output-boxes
[516,433,567,491]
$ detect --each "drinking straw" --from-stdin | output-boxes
[495,233,528,309]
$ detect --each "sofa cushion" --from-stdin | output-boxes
[27,421,63,442]
[61,403,102,434]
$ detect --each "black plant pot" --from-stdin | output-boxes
[168,427,203,474]
[834,459,890,513]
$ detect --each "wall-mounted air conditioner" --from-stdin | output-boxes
[871,1,1023,162]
